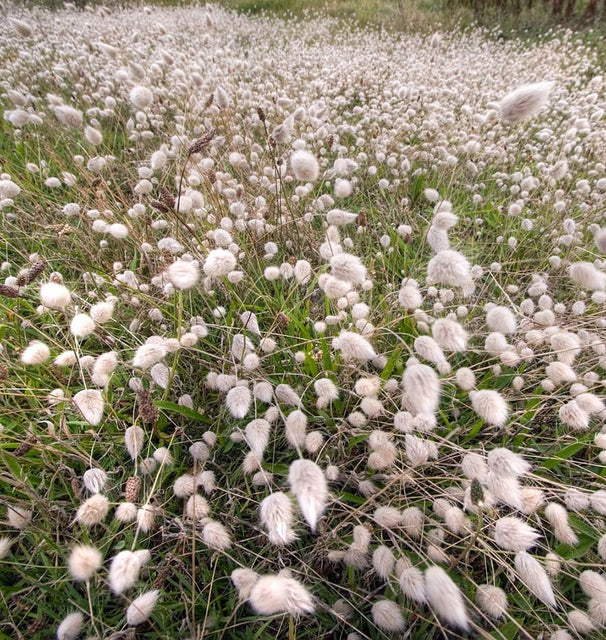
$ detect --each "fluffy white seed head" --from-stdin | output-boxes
[201,519,232,550]
[499,81,554,122]
[21,340,50,365]
[7,505,32,529]
[426,249,472,290]
[372,545,396,581]
[249,574,315,615]
[425,566,469,630]
[399,566,426,603]
[469,389,509,427]
[40,281,71,310]
[432,318,467,352]
[259,492,296,546]
[569,262,606,290]
[290,149,319,181]
[73,389,104,426]
[167,259,199,290]
[203,249,237,277]
[226,385,252,419]
[109,549,150,594]
[70,313,95,337]
[126,589,160,625]
[475,584,508,619]
[371,600,405,632]
[493,516,540,551]
[130,85,153,109]
[76,494,109,526]
[288,459,328,533]
[486,306,517,334]
[330,252,366,285]
[514,552,557,607]
[332,330,376,362]
[57,612,84,640]
[403,362,440,415]
[132,343,166,369]
[68,544,102,582]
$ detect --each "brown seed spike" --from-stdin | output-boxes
[125,476,142,502]
[257,107,266,123]
[0,284,19,298]
[159,187,175,209]
[25,259,46,284]
[136,389,159,426]
[188,129,216,155]
[13,435,37,457]
[276,312,290,330]
[150,200,170,213]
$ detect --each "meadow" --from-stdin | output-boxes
[1,3,606,639]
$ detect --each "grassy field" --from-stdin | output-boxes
[1,3,606,640]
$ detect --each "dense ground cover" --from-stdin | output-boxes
[1,4,606,639]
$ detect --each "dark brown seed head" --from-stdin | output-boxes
[26,618,46,634]
[0,284,19,298]
[13,435,37,457]
[125,476,142,502]
[151,200,170,213]
[188,129,216,155]
[276,312,290,330]
[70,476,82,500]
[160,187,175,209]
[257,107,266,123]
[25,260,46,284]
[136,389,159,426]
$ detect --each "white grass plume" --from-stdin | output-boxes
[72,389,104,426]
[414,336,450,373]
[259,492,297,546]
[432,318,467,352]
[285,410,307,449]
[68,544,102,582]
[126,590,160,625]
[469,389,509,427]
[290,149,319,182]
[371,600,405,632]
[426,249,473,291]
[332,330,376,362]
[493,516,540,551]
[568,261,606,290]
[330,252,366,284]
[544,503,578,546]
[57,612,83,640]
[226,386,251,419]
[499,81,554,122]
[514,552,557,608]
[402,361,440,415]
[399,566,426,603]
[288,459,328,533]
[425,566,470,630]
[486,305,517,334]
[475,584,508,619]
[245,418,271,457]
[249,574,315,615]
[109,549,150,594]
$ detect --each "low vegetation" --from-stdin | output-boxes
[1,3,606,640]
